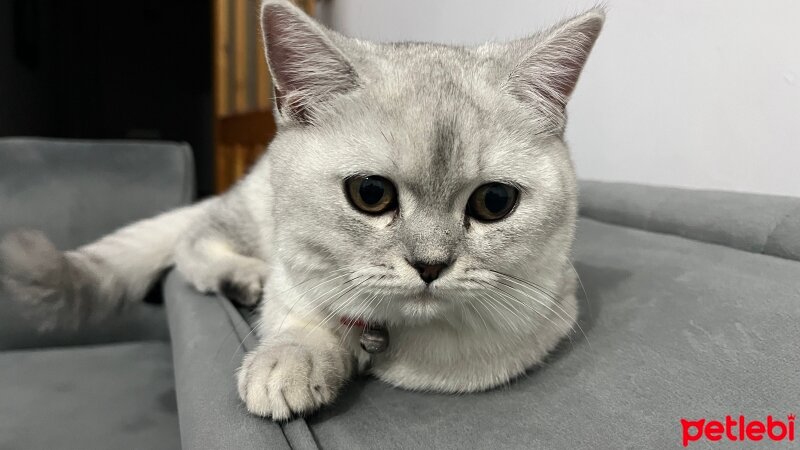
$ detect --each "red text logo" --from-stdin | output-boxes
[681,414,795,447]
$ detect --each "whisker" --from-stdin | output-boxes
[482,280,573,351]
[228,268,357,361]
[274,269,361,335]
[473,288,521,333]
[302,275,375,339]
[568,260,592,318]
[485,275,592,351]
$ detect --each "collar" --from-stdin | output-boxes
[339,316,369,330]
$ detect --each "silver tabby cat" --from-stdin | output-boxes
[0,0,603,420]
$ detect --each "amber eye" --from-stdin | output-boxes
[345,176,398,215]
[466,183,518,222]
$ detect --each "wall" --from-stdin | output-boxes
[317,0,800,197]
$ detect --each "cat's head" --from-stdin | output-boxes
[258,0,603,324]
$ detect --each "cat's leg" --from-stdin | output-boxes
[237,325,353,419]
[174,195,269,307]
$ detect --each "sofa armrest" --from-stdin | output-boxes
[164,270,295,450]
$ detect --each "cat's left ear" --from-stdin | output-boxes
[505,8,605,126]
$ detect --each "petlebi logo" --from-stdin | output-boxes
[681,414,796,447]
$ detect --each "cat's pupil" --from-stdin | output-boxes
[484,185,509,213]
[359,178,385,205]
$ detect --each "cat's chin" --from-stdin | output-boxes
[396,292,451,323]
[347,292,452,326]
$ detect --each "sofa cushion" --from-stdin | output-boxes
[0,341,180,449]
[163,215,800,448]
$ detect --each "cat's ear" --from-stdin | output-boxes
[505,8,604,126]
[260,0,359,124]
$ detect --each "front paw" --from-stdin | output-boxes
[237,341,351,420]
[219,264,267,307]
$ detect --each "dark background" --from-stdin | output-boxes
[0,0,215,197]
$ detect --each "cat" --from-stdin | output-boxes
[0,0,604,420]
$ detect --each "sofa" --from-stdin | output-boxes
[2,138,799,449]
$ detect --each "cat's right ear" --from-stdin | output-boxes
[260,0,360,125]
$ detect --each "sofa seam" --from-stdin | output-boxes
[760,204,800,258]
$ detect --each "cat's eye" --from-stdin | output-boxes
[466,183,519,222]
[345,175,398,215]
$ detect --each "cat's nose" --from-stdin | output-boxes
[408,260,449,284]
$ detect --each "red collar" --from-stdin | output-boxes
[339,316,369,329]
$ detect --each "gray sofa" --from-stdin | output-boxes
[2,138,799,449]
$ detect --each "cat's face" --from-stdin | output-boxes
[260,1,602,324]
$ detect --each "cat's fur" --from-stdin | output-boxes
[0,1,603,420]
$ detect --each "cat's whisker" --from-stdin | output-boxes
[489,278,575,329]
[273,265,355,298]
[487,269,560,301]
[332,292,370,343]
[273,269,362,335]
[231,269,361,360]
[330,283,379,341]
[482,282,572,351]
[301,275,376,339]
[286,263,386,320]
[341,291,381,346]
[462,292,487,330]
[484,276,592,352]
[336,289,380,347]
[466,293,495,334]
[473,289,521,333]
[568,261,592,318]
[487,272,576,323]
[227,320,261,364]
[490,273,584,332]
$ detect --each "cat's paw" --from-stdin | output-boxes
[237,340,351,420]
[219,264,267,307]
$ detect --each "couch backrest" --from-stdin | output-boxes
[579,180,800,262]
[0,137,195,250]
